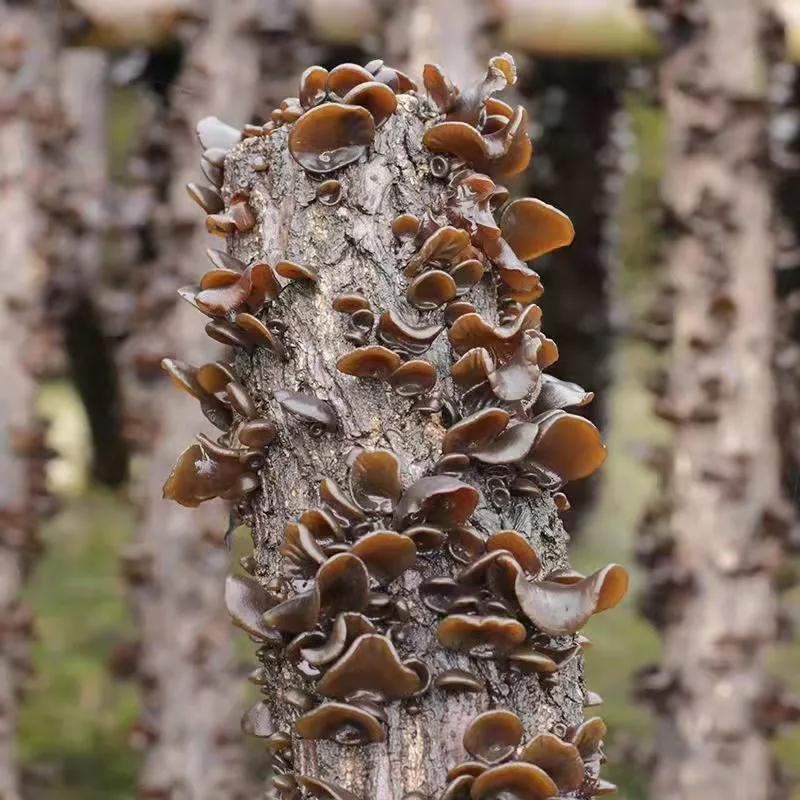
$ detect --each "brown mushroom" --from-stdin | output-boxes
[445,300,477,325]
[512,563,629,635]
[530,412,607,482]
[295,702,385,744]
[333,292,371,313]
[274,388,338,432]
[463,710,524,764]
[389,360,437,397]
[392,213,421,240]
[435,453,470,475]
[317,552,370,615]
[447,526,487,564]
[342,81,397,128]
[470,422,539,465]
[275,260,318,282]
[448,305,542,359]
[451,347,494,392]
[186,182,224,214]
[366,59,417,93]
[320,477,367,526]
[533,375,594,413]
[377,310,442,355]
[337,345,402,378]
[486,531,541,575]
[422,62,459,112]
[470,763,559,800]
[238,419,278,448]
[407,269,457,310]
[404,226,471,277]
[299,65,329,108]
[162,441,243,507]
[500,198,575,262]
[572,717,607,758]
[317,633,422,699]
[317,178,342,205]
[434,669,484,693]
[393,476,480,528]
[349,448,402,513]
[507,647,559,673]
[289,103,375,174]
[224,575,280,643]
[234,313,286,357]
[402,525,447,553]
[450,258,485,295]
[351,531,416,583]
[437,614,526,654]
[518,733,585,792]
[442,408,510,454]
[262,584,321,633]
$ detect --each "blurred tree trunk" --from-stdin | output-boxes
[119,2,263,797]
[0,3,58,798]
[636,2,791,798]
[518,60,623,532]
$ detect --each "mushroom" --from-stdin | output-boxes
[317,552,370,615]
[487,333,542,402]
[317,634,422,699]
[404,226,471,277]
[326,63,374,97]
[295,701,385,744]
[337,345,403,378]
[225,381,257,419]
[392,213,421,240]
[402,525,447,553]
[507,647,559,673]
[434,669,484,693]
[512,563,629,635]
[450,258,485,295]
[289,103,375,174]
[351,531,417,583]
[486,531,540,576]
[463,710,524,764]
[299,65,329,108]
[162,441,243,507]
[437,614,526,654]
[262,584,321,633]
[366,59,417,93]
[377,311,442,355]
[447,526,487,564]
[238,419,278,448]
[186,182,224,214]
[234,313,286,357]
[435,453,470,475]
[448,305,542,359]
[320,477,366,526]
[196,115,241,151]
[470,422,539,465]
[448,762,488,780]
[274,388,338,432]
[348,448,402,513]
[393,476,480,528]
[280,523,327,572]
[518,733,585,792]
[389,360,438,397]
[445,300,477,325]
[470,763,559,800]
[532,375,594,413]
[572,717,607,758]
[196,262,282,316]
[442,408,510,454]
[275,260,318,282]
[333,292,371,313]
[500,198,575,261]
[224,575,280,643]
[422,62,459,113]
[530,412,607,482]
[342,81,397,127]
[317,179,342,205]
[407,269,458,310]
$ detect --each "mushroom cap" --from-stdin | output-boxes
[343,80,398,127]
[317,552,370,616]
[333,292,371,313]
[423,62,459,112]
[320,477,367,525]
[294,701,385,744]
[275,260,319,282]
[451,348,494,391]
[435,669,485,693]
[337,345,403,378]
[289,103,375,174]
[349,448,402,513]
[471,422,539,465]
[402,525,447,553]
[447,526,487,564]
[262,585,321,633]
[443,408,511,454]
[391,213,421,240]
[572,716,607,758]
[390,360,438,397]
[238,418,278,448]
[317,633,422,699]
[531,412,607,482]
[533,375,594,413]
[162,442,242,506]
[513,563,629,635]
[407,269,458,310]
[299,65,329,108]
[377,310,442,355]
[437,614,526,654]
[500,198,575,262]
[224,575,280,643]
[464,710,524,764]
[234,313,286,357]
[450,258,486,294]
[470,762,559,800]
[326,62,374,96]
[274,388,338,431]
[486,531,541,576]
[351,530,417,583]
[393,476,480,528]
[448,305,542,360]
[507,646,559,673]
[404,226,471,277]
[518,733,585,791]
[186,182,224,214]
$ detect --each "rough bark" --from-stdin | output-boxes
[0,3,58,798]
[518,60,624,531]
[119,3,263,797]
[636,2,791,798]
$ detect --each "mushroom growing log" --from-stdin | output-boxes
[163,52,628,797]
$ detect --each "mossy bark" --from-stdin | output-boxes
[225,97,585,798]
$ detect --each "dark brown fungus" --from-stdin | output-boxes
[238,419,278,448]
[407,269,457,310]
[451,347,493,391]
[162,442,243,507]
[445,300,477,325]
[317,633,422,699]
[299,65,329,108]
[205,212,235,237]
[403,525,447,553]
[450,259,485,295]
[518,734,584,792]
[420,577,459,613]
[351,531,416,583]
[317,178,342,205]
[391,213,421,241]
[533,374,594,413]
[349,448,401,513]
[513,564,629,635]
[531,412,607,482]
[343,81,397,128]
[486,530,540,575]
[196,115,241,151]
[281,523,327,570]
[225,381,257,419]
[240,701,274,738]
[234,313,286,357]
[456,549,513,585]
[186,182,224,214]
[224,575,280,643]
[366,60,417,93]
[442,408,510,454]
[326,62,374,96]
[262,584,321,633]
[448,305,542,360]
[470,763,559,800]
[320,477,366,525]
[297,776,359,800]
[422,63,459,113]
[275,260,318,282]
[295,702,385,744]
[434,669,484,693]
[435,453,470,475]
[463,710,524,765]
[390,360,437,397]
[289,103,375,174]
[448,762,487,780]
[299,615,348,666]
[333,292,371,313]
[441,775,474,800]
[500,198,575,262]
[437,614,526,654]
[507,647,558,673]
[572,717,607,758]
[274,388,338,432]
[337,345,402,378]
[196,262,281,316]
[377,311,442,355]
[317,552,370,615]
[487,334,542,402]
[470,422,539,465]
[447,526,486,564]
[393,476,479,528]
[404,226,471,277]
[430,154,450,178]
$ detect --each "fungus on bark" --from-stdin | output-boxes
[161,50,627,798]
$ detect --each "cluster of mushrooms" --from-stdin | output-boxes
[164,51,627,800]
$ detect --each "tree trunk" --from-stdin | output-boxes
[119,2,263,797]
[161,53,629,798]
[636,2,790,798]
[0,3,58,798]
